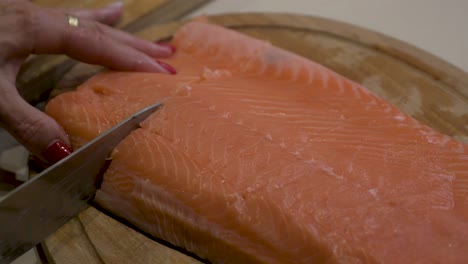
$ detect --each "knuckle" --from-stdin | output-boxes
[88,22,107,43]
[85,24,107,61]
[14,115,49,146]
[66,21,109,60]
[5,1,35,29]
[17,8,36,32]
[22,6,42,35]
[0,2,40,51]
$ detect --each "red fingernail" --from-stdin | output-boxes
[156,60,177,75]
[43,141,73,165]
[157,42,176,53]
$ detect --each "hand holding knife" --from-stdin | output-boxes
[0,103,162,263]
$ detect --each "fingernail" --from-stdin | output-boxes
[156,42,176,53]
[43,141,73,165]
[156,60,177,75]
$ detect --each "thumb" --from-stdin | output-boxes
[0,83,71,164]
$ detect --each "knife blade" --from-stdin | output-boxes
[0,102,162,263]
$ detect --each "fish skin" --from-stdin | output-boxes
[46,21,468,263]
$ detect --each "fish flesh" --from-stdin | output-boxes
[46,21,468,263]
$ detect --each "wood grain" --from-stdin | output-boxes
[43,13,468,263]
[43,207,199,264]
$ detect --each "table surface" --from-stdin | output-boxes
[12,1,467,263]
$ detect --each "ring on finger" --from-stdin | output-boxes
[66,14,79,27]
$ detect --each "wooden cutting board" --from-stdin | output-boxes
[41,13,468,264]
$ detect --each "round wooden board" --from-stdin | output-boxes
[42,13,468,264]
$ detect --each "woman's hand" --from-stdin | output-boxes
[0,0,176,164]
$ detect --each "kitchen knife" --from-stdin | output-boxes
[0,102,162,263]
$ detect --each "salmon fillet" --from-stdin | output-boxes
[46,21,468,263]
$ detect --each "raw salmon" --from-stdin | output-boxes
[45,21,468,263]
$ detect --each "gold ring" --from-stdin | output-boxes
[66,14,79,27]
